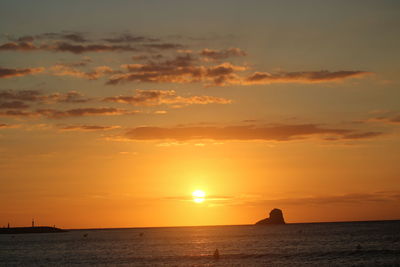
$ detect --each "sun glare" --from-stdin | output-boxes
[192,190,206,203]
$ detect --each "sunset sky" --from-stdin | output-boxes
[1,0,399,228]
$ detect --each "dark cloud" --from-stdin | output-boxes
[0,42,137,54]
[50,64,115,79]
[60,33,88,43]
[0,110,37,118]
[367,114,400,125]
[59,125,120,131]
[47,91,92,103]
[42,42,138,54]
[0,67,44,78]
[123,124,381,142]
[244,70,371,84]
[0,123,18,129]
[29,32,89,43]
[0,101,29,109]
[106,53,369,86]
[0,42,37,51]
[259,192,400,206]
[0,107,137,119]
[103,34,159,43]
[107,54,245,86]
[0,90,90,103]
[0,32,182,54]
[342,131,383,140]
[36,107,137,119]
[200,48,246,60]
[103,89,231,106]
[143,43,184,50]
[0,90,42,101]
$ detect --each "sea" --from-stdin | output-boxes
[1,220,399,266]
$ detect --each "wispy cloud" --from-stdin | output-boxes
[0,66,44,78]
[0,107,138,119]
[106,53,370,86]
[0,101,30,109]
[0,89,91,103]
[366,114,400,125]
[50,64,115,80]
[103,89,232,107]
[0,123,20,129]
[165,191,400,207]
[122,124,382,142]
[0,32,183,54]
[58,125,121,131]
[200,47,246,60]
[107,54,246,86]
[243,70,371,84]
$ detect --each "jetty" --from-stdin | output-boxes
[0,226,67,234]
[0,219,67,234]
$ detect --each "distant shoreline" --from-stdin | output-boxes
[65,219,400,231]
[0,226,67,235]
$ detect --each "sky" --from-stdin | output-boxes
[0,0,399,228]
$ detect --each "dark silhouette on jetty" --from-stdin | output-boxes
[255,208,286,225]
[0,219,67,234]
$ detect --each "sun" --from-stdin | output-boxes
[192,190,206,203]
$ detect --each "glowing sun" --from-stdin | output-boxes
[192,190,206,203]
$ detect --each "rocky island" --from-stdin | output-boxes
[255,208,286,225]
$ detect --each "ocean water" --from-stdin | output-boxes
[1,220,399,266]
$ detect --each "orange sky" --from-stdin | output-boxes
[0,0,399,228]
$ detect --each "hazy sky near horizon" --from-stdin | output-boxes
[1,0,399,228]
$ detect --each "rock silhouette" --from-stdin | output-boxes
[255,208,286,225]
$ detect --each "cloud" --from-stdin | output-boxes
[103,34,159,43]
[0,123,19,129]
[0,32,182,54]
[0,89,44,102]
[164,195,234,202]
[0,41,138,54]
[0,107,138,119]
[122,124,382,142]
[36,107,138,119]
[43,42,139,54]
[0,67,44,78]
[58,125,121,131]
[163,192,400,207]
[103,89,232,106]
[250,192,400,207]
[50,64,115,80]
[143,43,184,50]
[0,89,90,103]
[107,54,246,86]
[47,91,92,103]
[13,32,89,43]
[200,48,247,60]
[106,53,369,86]
[202,191,400,207]
[367,114,400,125]
[0,42,37,51]
[0,101,29,109]
[0,110,38,118]
[243,70,371,84]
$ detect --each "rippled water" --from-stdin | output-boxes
[1,220,399,266]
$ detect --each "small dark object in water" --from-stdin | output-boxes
[213,249,220,260]
[356,244,362,250]
[83,233,88,237]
